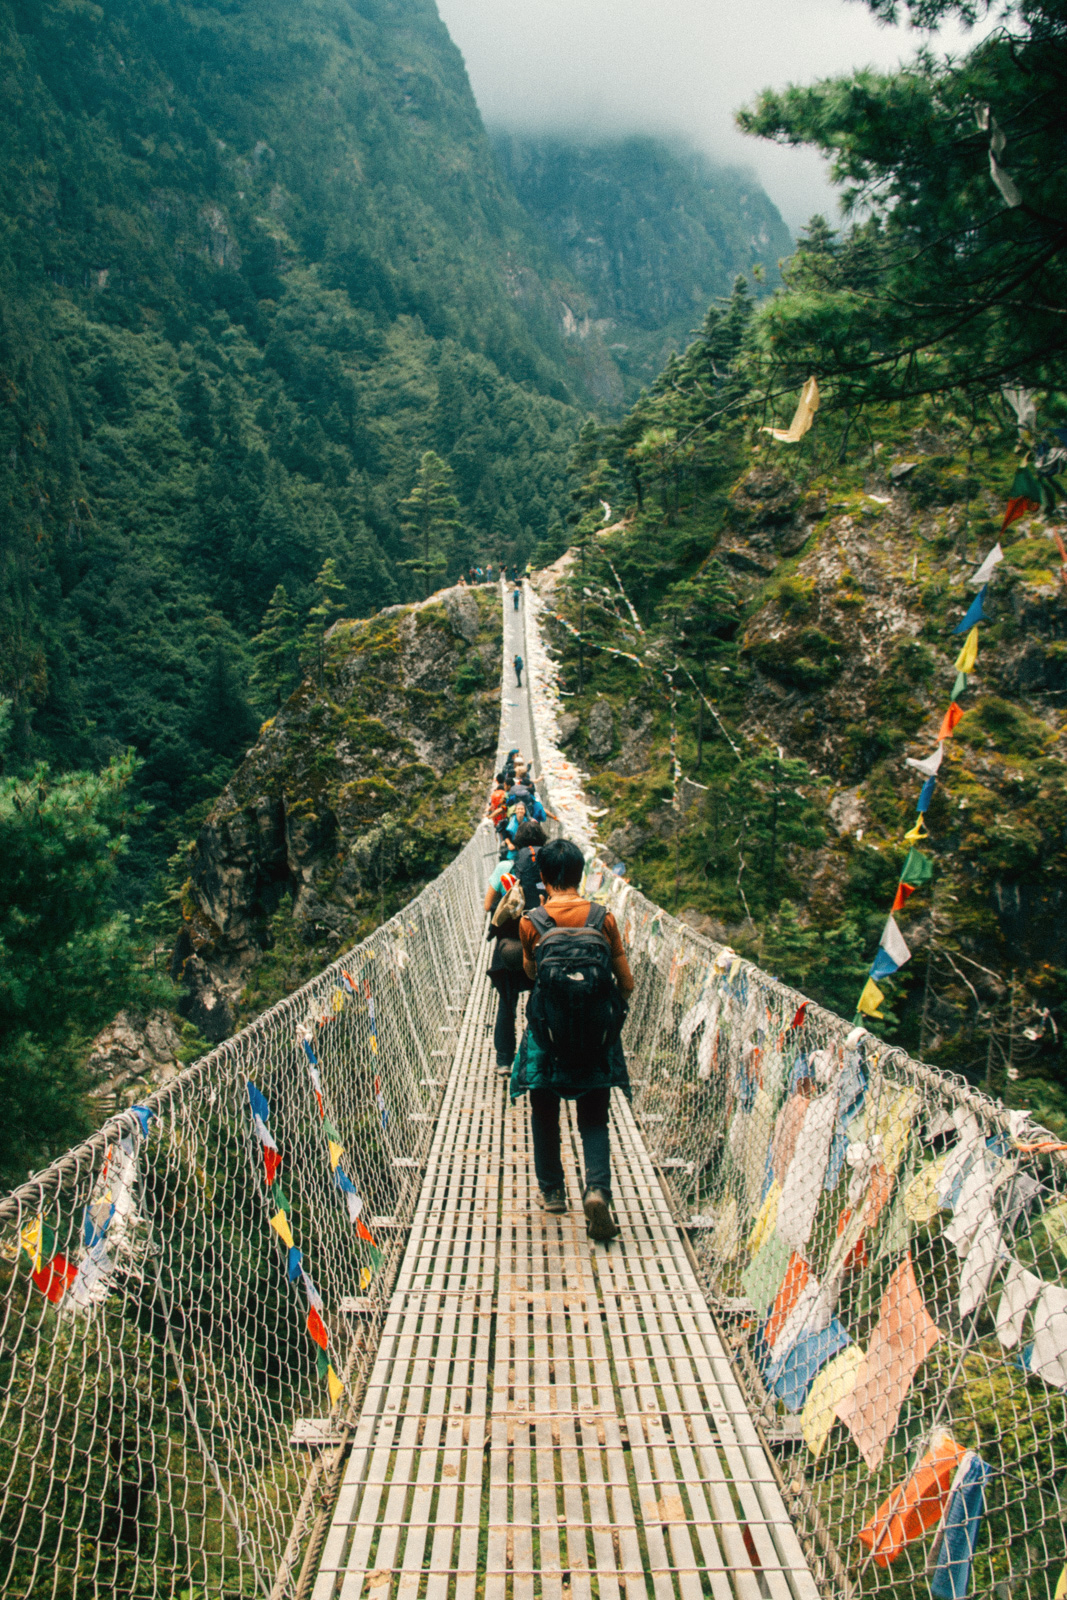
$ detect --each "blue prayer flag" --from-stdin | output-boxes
[930,1454,991,1599]
[130,1104,154,1137]
[247,1082,270,1124]
[287,1246,303,1281]
[334,1167,358,1195]
[953,589,986,635]
[301,1038,319,1067]
[766,1320,850,1412]
[870,947,900,981]
[917,776,936,813]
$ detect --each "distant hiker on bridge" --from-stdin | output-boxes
[484,818,546,1078]
[513,584,521,611]
[511,837,633,1243]
[513,653,524,687]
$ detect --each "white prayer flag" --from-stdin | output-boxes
[760,376,820,443]
[905,744,944,778]
[970,543,1003,587]
[879,916,912,969]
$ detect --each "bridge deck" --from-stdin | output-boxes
[312,957,820,1600]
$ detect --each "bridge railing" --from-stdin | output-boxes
[0,823,492,1600]
[582,862,1067,1600]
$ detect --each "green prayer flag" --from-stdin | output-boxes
[323,1118,340,1140]
[952,671,967,699]
[901,848,934,887]
[369,1247,383,1269]
[741,1231,791,1315]
[270,1180,291,1215]
[316,1348,331,1378]
[1010,466,1041,501]
[876,1187,910,1263]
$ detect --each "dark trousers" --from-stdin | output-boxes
[515,667,523,686]
[492,972,524,1065]
[530,1087,611,1201]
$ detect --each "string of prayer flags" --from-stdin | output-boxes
[301,1270,344,1404]
[760,376,820,443]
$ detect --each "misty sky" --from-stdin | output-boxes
[436,0,979,233]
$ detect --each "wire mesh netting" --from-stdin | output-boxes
[576,862,1067,1600]
[0,824,492,1600]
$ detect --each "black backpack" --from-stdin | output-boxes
[525,903,626,1072]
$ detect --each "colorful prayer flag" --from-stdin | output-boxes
[20,1218,45,1273]
[356,1218,378,1248]
[905,744,943,777]
[952,672,968,699]
[326,1364,344,1404]
[287,1246,303,1281]
[263,1147,282,1186]
[891,881,916,912]
[252,1114,277,1150]
[32,1253,77,1304]
[760,376,820,443]
[328,1140,344,1171]
[937,702,964,741]
[970,543,1003,586]
[269,1210,294,1250]
[790,1002,807,1029]
[359,1266,373,1291]
[880,915,912,969]
[130,1105,154,1138]
[247,1083,270,1124]
[916,777,936,814]
[953,590,986,635]
[1001,495,1039,533]
[954,627,979,675]
[301,1270,323,1312]
[901,848,934,887]
[902,817,928,845]
[857,978,885,1019]
[301,1037,319,1067]
[270,1180,290,1215]
[306,1307,329,1350]
[836,1255,942,1469]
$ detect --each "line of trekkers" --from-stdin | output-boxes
[483,749,634,1244]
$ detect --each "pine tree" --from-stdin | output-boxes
[250,584,301,708]
[299,560,347,687]
[399,451,461,597]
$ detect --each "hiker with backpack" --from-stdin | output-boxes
[484,819,547,1075]
[510,837,633,1242]
[513,653,523,687]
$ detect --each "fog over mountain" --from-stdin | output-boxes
[437,0,980,231]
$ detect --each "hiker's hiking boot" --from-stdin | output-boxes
[537,1186,568,1214]
[495,1057,512,1079]
[583,1188,620,1242]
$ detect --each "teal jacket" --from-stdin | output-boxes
[509,1026,631,1102]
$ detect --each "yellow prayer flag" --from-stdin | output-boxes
[20,1218,43,1272]
[903,1155,948,1224]
[359,1266,373,1291]
[326,1364,344,1405]
[328,1140,345,1171]
[857,978,885,1019]
[332,988,345,1014]
[747,1182,780,1255]
[875,1088,921,1177]
[728,957,742,980]
[760,376,820,443]
[902,817,928,845]
[269,1210,295,1250]
[369,1036,378,1055]
[1054,1567,1067,1600]
[954,626,979,675]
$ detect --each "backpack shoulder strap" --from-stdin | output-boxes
[584,903,609,933]
[526,906,554,936]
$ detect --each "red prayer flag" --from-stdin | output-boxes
[891,882,916,913]
[306,1307,329,1350]
[1001,496,1039,533]
[355,1218,378,1248]
[32,1253,77,1305]
[766,1253,811,1348]
[936,702,963,742]
[790,1002,807,1029]
[263,1147,282,1185]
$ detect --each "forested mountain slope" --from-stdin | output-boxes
[494,134,792,399]
[0,0,583,897]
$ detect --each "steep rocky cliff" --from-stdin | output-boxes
[171,585,501,1039]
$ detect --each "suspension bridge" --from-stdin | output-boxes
[0,584,1063,1600]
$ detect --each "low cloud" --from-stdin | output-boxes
[438,0,978,233]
